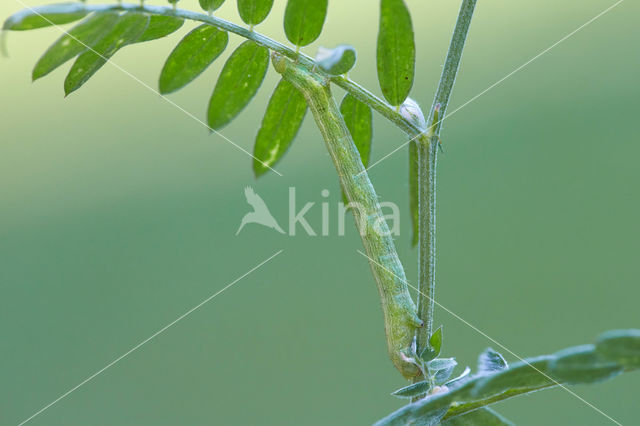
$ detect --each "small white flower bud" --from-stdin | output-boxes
[399,98,427,130]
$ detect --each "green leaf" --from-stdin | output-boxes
[445,366,471,387]
[64,12,150,96]
[284,0,328,47]
[237,0,275,26]
[199,0,226,13]
[32,12,119,81]
[409,141,419,246]
[431,358,457,383]
[420,326,443,361]
[375,372,497,425]
[377,330,640,425]
[429,357,456,372]
[478,348,508,374]
[430,328,444,354]
[3,3,88,31]
[550,344,623,384]
[207,40,269,130]
[596,329,640,369]
[253,79,307,176]
[377,0,415,106]
[435,366,457,384]
[340,94,372,167]
[316,45,356,76]
[471,356,555,398]
[136,15,184,43]
[441,408,514,426]
[159,25,228,95]
[391,380,431,399]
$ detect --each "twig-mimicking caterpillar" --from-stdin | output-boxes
[272,53,422,378]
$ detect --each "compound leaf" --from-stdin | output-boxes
[377,329,640,425]
[3,3,88,31]
[237,0,275,26]
[159,24,228,95]
[64,12,150,96]
[253,79,307,176]
[284,0,328,47]
[377,0,415,106]
[207,40,269,130]
[136,15,184,43]
[33,12,119,81]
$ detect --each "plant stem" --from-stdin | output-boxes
[440,384,558,421]
[416,132,437,347]
[58,3,424,139]
[415,0,478,357]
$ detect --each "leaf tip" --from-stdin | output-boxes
[32,69,43,82]
[253,163,268,178]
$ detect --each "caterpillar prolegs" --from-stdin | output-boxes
[272,53,423,379]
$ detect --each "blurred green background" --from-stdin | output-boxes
[1,0,638,424]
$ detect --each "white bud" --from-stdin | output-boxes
[399,98,427,130]
[315,46,333,63]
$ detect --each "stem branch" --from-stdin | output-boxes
[415,0,477,356]
[416,131,437,345]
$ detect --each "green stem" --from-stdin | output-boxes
[273,53,423,379]
[440,384,558,421]
[415,0,478,359]
[416,131,437,347]
[59,3,424,138]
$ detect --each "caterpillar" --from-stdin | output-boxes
[272,52,423,379]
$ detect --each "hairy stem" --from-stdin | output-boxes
[272,52,423,379]
[415,0,478,358]
[416,131,437,345]
[440,384,558,421]
[53,3,424,138]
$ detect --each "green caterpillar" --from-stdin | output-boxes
[272,53,423,379]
